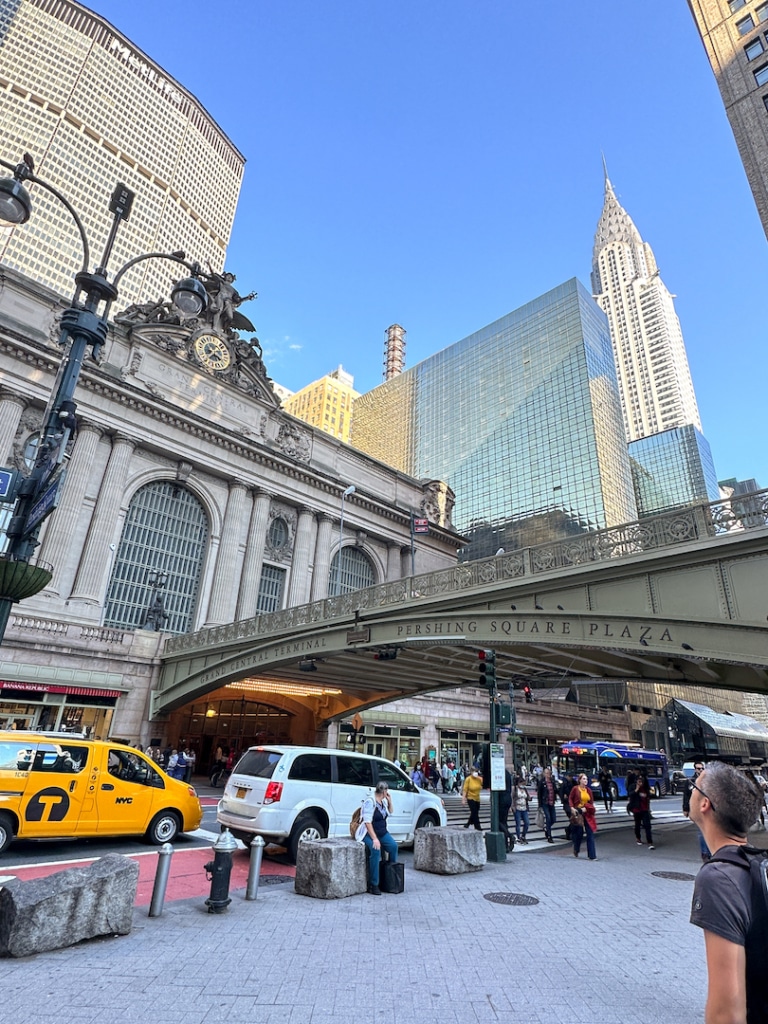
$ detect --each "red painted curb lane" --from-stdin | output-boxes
[4,848,295,906]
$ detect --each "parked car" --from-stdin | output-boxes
[216,745,447,861]
[0,731,202,853]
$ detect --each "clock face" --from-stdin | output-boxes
[194,332,231,371]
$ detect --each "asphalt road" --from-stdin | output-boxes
[1,786,689,870]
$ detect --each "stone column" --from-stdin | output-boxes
[236,488,273,619]
[309,513,333,601]
[205,479,249,626]
[0,391,26,464]
[68,434,136,607]
[386,540,403,582]
[287,506,316,607]
[37,421,103,596]
[400,545,413,578]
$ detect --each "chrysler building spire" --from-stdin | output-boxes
[591,173,701,443]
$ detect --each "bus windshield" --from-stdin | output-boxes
[555,742,669,798]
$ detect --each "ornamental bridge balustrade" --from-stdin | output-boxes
[153,491,768,721]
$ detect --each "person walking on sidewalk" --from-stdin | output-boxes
[513,774,530,843]
[361,781,398,896]
[683,761,711,862]
[599,767,614,813]
[499,768,514,851]
[462,766,484,831]
[537,766,558,843]
[568,772,598,860]
[629,772,654,849]
[688,761,767,1024]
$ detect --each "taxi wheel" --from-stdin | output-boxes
[0,812,14,853]
[416,811,439,831]
[146,810,181,845]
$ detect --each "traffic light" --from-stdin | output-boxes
[373,647,398,661]
[478,648,496,690]
[523,684,535,704]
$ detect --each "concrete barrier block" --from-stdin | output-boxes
[413,826,486,874]
[0,853,139,958]
[294,837,368,899]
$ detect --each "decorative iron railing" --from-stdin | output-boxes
[164,489,768,655]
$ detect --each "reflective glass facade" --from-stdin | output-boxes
[628,425,719,517]
[352,279,637,559]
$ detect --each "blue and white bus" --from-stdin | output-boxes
[556,742,670,799]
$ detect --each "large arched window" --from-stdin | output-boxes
[328,546,376,596]
[104,481,209,634]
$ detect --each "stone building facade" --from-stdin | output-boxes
[0,266,462,751]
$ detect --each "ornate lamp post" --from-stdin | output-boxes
[0,153,208,643]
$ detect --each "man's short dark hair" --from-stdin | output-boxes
[702,762,764,836]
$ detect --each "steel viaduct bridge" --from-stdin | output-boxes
[154,492,768,728]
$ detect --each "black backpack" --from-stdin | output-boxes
[707,845,768,929]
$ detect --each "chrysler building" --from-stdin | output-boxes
[591,174,702,443]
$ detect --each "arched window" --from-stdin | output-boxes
[328,546,376,596]
[104,481,208,634]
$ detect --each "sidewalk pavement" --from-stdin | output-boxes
[2,815,747,1024]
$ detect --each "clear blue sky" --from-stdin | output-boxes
[90,0,767,486]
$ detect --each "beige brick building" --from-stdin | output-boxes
[687,0,768,240]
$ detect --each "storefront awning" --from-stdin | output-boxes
[0,680,124,699]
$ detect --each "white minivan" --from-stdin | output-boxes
[216,745,446,861]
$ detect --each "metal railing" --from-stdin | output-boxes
[164,488,768,655]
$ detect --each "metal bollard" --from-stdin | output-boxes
[245,835,265,901]
[204,828,238,914]
[148,843,174,918]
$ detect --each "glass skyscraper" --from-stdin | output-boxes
[352,278,638,559]
[628,426,719,517]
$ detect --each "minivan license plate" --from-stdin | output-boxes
[236,787,246,799]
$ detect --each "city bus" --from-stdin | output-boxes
[556,742,670,799]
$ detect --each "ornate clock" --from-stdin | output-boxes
[193,331,231,372]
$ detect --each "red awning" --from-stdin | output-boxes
[0,681,124,698]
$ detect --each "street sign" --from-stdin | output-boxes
[412,517,429,534]
[24,471,66,535]
[0,468,19,502]
[490,742,505,790]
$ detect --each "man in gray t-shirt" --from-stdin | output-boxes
[688,762,766,1024]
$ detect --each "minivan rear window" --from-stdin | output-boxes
[235,749,282,778]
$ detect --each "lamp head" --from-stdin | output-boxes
[171,275,207,319]
[0,175,31,224]
[342,485,356,497]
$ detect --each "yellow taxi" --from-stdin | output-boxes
[0,731,202,853]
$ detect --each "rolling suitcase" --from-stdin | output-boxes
[379,860,405,893]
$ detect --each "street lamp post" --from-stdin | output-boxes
[0,153,208,644]
[334,484,355,596]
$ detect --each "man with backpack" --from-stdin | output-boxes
[688,760,767,1024]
